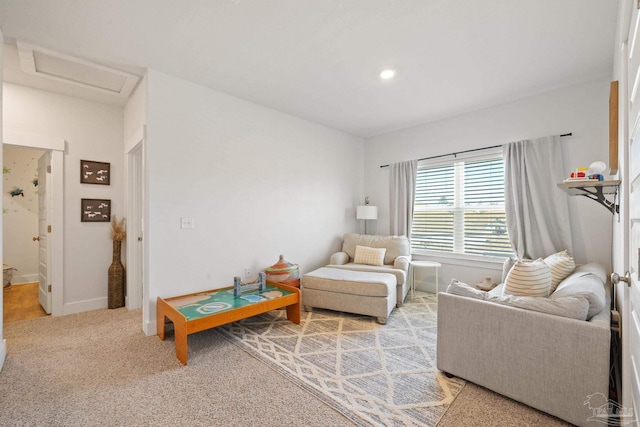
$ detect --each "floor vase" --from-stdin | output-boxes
[108,240,125,309]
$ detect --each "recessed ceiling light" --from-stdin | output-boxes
[379,69,396,80]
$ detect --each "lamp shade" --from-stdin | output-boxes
[356,205,378,220]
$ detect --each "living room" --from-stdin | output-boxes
[0,1,636,426]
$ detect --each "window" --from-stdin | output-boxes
[411,153,513,259]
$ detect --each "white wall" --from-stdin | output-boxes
[364,79,612,290]
[144,70,363,333]
[2,145,44,283]
[3,83,125,313]
[124,74,147,152]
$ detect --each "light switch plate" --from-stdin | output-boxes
[180,217,194,229]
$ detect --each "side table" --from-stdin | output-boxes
[410,260,442,298]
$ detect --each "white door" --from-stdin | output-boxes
[37,152,52,314]
[127,141,144,310]
[623,5,640,421]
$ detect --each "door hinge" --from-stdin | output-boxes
[47,165,51,173]
[48,225,52,233]
[48,284,52,292]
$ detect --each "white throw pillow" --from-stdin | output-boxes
[503,258,552,297]
[446,279,487,300]
[544,250,576,293]
[353,245,386,266]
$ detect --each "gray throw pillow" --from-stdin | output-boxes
[549,263,606,320]
[446,279,487,300]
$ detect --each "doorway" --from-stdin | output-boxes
[3,131,64,317]
[2,145,48,322]
[126,139,144,313]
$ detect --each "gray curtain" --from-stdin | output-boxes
[389,160,417,238]
[503,136,573,259]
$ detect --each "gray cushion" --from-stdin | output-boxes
[327,263,406,285]
[447,279,486,300]
[485,294,589,320]
[572,262,607,284]
[302,267,395,298]
[549,262,606,320]
[447,279,589,320]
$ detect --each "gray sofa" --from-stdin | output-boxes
[327,233,411,306]
[437,263,611,427]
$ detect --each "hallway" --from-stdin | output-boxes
[3,282,47,323]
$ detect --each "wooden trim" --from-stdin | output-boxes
[610,80,619,175]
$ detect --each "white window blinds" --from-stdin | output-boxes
[411,155,513,258]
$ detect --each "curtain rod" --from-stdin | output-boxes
[379,133,572,168]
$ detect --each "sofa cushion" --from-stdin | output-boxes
[447,279,486,300]
[549,262,606,320]
[353,245,386,266]
[327,263,406,285]
[486,294,589,320]
[302,267,395,297]
[503,258,552,297]
[573,262,607,284]
[447,279,589,320]
[544,250,576,292]
[342,233,410,265]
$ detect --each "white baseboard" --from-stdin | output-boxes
[144,319,156,336]
[62,297,108,316]
[11,274,38,285]
[0,339,6,372]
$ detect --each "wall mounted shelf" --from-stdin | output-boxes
[557,179,621,214]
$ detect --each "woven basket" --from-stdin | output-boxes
[108,240,125,309]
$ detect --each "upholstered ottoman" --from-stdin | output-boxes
[301,267,397,324]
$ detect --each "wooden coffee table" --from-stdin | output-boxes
[157,281,300,365]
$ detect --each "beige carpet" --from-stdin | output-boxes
[0,308,350,426]
[0,302,571,426]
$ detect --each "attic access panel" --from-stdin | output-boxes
[17,40,140,98]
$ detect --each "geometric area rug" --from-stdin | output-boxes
[215,292,466,426]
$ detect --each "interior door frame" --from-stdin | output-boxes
[619,40,634,415]
[126,135,144,310]
[126,125,148,331]
[37,151,52,313]
[4,131,64,316]
[618,0,640,415]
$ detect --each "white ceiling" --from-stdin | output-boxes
[0,0,620,137]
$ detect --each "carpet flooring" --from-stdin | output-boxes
[0,295,571,426]
[0,308,350,426]
[216,292,465,426]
